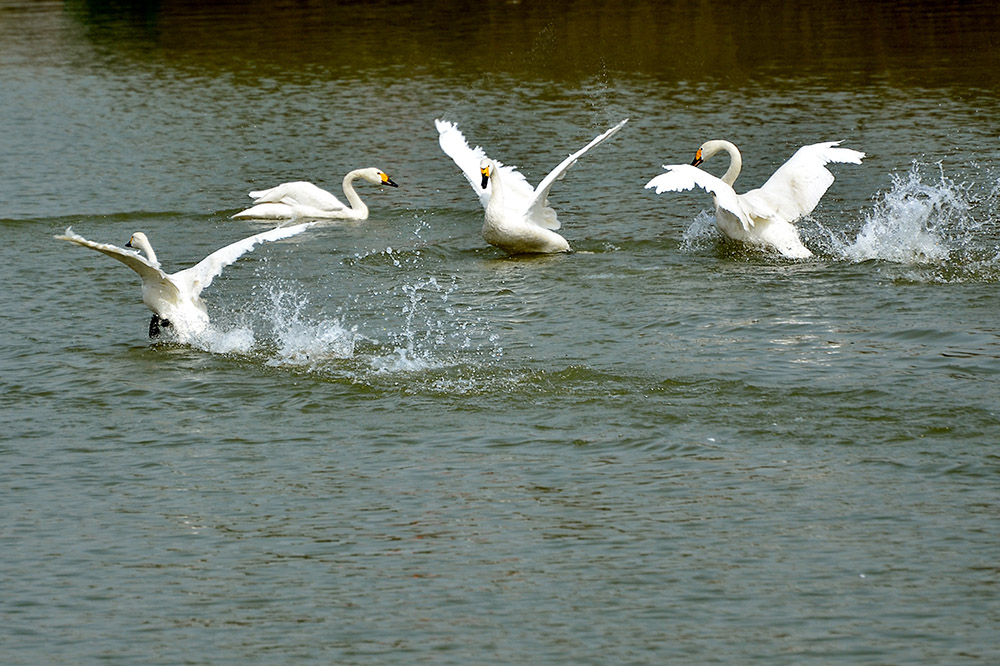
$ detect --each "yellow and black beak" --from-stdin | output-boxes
[480,165,490,189]
[691,148,704,167]
[125,237,134,248]
[381,173,399,188]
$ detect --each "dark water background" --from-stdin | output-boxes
[2,1,998,663]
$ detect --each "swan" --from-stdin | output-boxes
[645,140,865,258]
[56,223,312,340]
[435,118,628,254]
[233,168,398,220]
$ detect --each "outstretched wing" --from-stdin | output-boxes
[173,222,312,297]
[523,119,628,230]
[645,164,754,231]
[434,119,535,210]
[249,181,346,211]
[56,226,175,289]
[744,141,865,222]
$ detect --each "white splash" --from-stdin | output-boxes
[190,324,256,355]
[261,285,358,369]
[830,162,971,264]
[680,210,719,252]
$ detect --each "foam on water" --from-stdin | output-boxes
[191,324,257,355]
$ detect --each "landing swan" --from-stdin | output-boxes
[56,223,312,340]
[436,118,628,254]
[233,168,398,220]
[645,140,864,258]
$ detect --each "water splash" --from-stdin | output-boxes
[821,161,1000,282]
[828,162,969,264]
[368,275,502,375]
[680,210,719,252]
[190,324,256,355]
[261,285,358,369]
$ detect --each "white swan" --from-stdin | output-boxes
[436,118,628,254]
[56,223,312,340]
[645,140,865,258]
[233,168,398,220]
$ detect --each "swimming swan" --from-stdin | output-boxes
[645,140,865,258]
[56,223,312,340]
[436,118,628,254]
[233,168,398,220]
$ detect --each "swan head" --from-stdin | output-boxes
[360,168,398,188]
[125,231,158,265]
[691,140,736,167]
[480,158,492,189]
[125,232,151,254]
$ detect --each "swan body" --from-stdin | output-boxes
[436,118,628,254]
[645,140,864,258]
[56,223,312,340]
[233,168,397,220]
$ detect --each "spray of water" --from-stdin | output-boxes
[826,162,969,263]
[262,286,358,369]
[367,271,502,375]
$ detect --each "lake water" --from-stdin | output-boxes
[2,1,999,663]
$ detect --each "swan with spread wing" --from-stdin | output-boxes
[56,224,312,340]
[645,140,864,258]
[436,118,628,254]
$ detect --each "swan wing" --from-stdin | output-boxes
[525,119,628,230]
[747,141,865,222]
[645,164,754,231]
[56,226,176,288]
[250,181,346,211]
[232,202,297,220]
[435,119,534,210]
[174,222,312,297]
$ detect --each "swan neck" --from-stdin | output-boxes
[342,170,369,216]
[488,165,502,202]
[138,238,158,265]
[720,142,742,187]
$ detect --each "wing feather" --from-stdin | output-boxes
[435,119,534,210]
[249,181,346,210]
[56,227,173,285]
[645,164,753,231]
[525,119,628,230]
[173,222,312,297]
[747,141,865,222]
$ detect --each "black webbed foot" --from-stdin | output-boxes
[149,314,172,338]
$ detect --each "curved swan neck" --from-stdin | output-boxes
[132,235,158,265]
[703,140,742,187]
[341,170,369,217]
